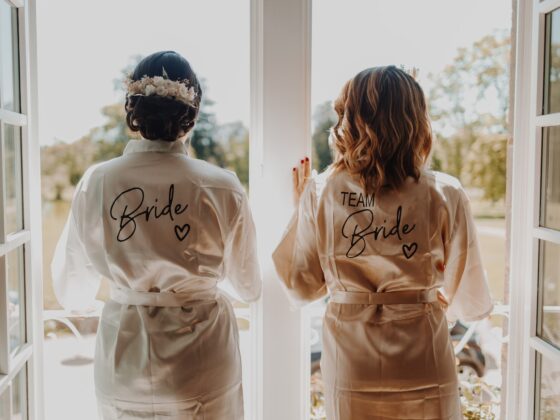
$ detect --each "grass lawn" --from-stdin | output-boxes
[475,218,507,304]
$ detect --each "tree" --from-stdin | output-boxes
[219,122,249,187]
[189,82,226,166]
[465,134,507,202]
[428,30,510,202]
[41,137,97,201]
[91,103,137,161]
[312,101,336,172]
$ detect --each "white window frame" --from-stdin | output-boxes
[249,0,312,419]
[0,0,43,420]
[0,0,43,418]
[508,0,560,418]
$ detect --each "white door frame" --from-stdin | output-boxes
[508,0,560,418]
[250,0,312,419]
[0,0,43,419]
[21,0,43,418]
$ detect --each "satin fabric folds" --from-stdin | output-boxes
[51,138,262,420]
[273,169,493,420]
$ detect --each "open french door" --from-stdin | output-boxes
[508,0,560,418]
[0,0,43,419]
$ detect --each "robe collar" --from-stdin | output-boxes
[123,138,188,155]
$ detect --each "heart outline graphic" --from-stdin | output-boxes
[402,242,418,259]
[174,224,190,241]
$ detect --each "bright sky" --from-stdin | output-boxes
[37,0,511,146]
[312,0,512,109]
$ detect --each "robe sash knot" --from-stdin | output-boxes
[110,285,219,307]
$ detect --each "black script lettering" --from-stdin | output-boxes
[109,184,189,242]
[341,206,416,258]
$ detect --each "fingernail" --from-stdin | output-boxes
[300,159,304,164]
[293,167,296,171]
[305,157,309,161]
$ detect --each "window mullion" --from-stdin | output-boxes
[507,0,538,418]
[529,336,560,362]
[0,342,32,395]
[0,110,27,127]
[0,118,8,375]
[535,112,560,127]
[533,226,560,244]
[0,255,9,376]
[253,0,312,419]
[18,0,45,419]
[539,0,560,15]
[6,0,24,9]
[0,231,31,256]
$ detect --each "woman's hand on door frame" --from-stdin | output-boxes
[292,157,311,207]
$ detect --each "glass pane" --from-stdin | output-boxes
[541,127,560,230]
[536,353,560,419]
[0,2,20,112]
[3,124,24,234]
[544,8,560,114]
[538,240,560,349]
[11,365,27,420]
[7,246,26,353]
[0,387,9,420]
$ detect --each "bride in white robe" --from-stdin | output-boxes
[51,51,261,420]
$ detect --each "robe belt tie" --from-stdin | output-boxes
[110,286,219,307]
[330,288,438,305]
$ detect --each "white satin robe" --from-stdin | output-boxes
[52,138,262,419]
[273,168,493,420]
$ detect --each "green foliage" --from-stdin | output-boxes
[429,30,510,202]
[220,122,249,187]
[189,84,227,167]
[312,101,336,172]
[464,135,508,202]
[41,137,97,201]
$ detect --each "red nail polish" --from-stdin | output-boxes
[300,159,304,164]
[305,157,309,161]
[293,167,296,171]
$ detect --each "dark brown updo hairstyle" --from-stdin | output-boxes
[125,51,202,142]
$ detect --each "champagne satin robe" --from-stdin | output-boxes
[273,168,493,420]
[52,138,262,420]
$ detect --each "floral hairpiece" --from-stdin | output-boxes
[125,67,198,107]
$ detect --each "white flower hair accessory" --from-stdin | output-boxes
[125,66,198,107]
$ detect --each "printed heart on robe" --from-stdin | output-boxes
[174,223,191,241]
[402,242,418,259]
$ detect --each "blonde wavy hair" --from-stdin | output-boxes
[331,66,432,194]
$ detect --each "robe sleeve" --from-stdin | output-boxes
[442,187,494,323]
[51,168,103,311]
[272,179,327,306]
[223,188,262,303]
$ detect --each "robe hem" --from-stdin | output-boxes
[95,380,242,411]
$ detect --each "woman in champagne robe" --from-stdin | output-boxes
[52,51,261,420]
[273,66,493,420]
